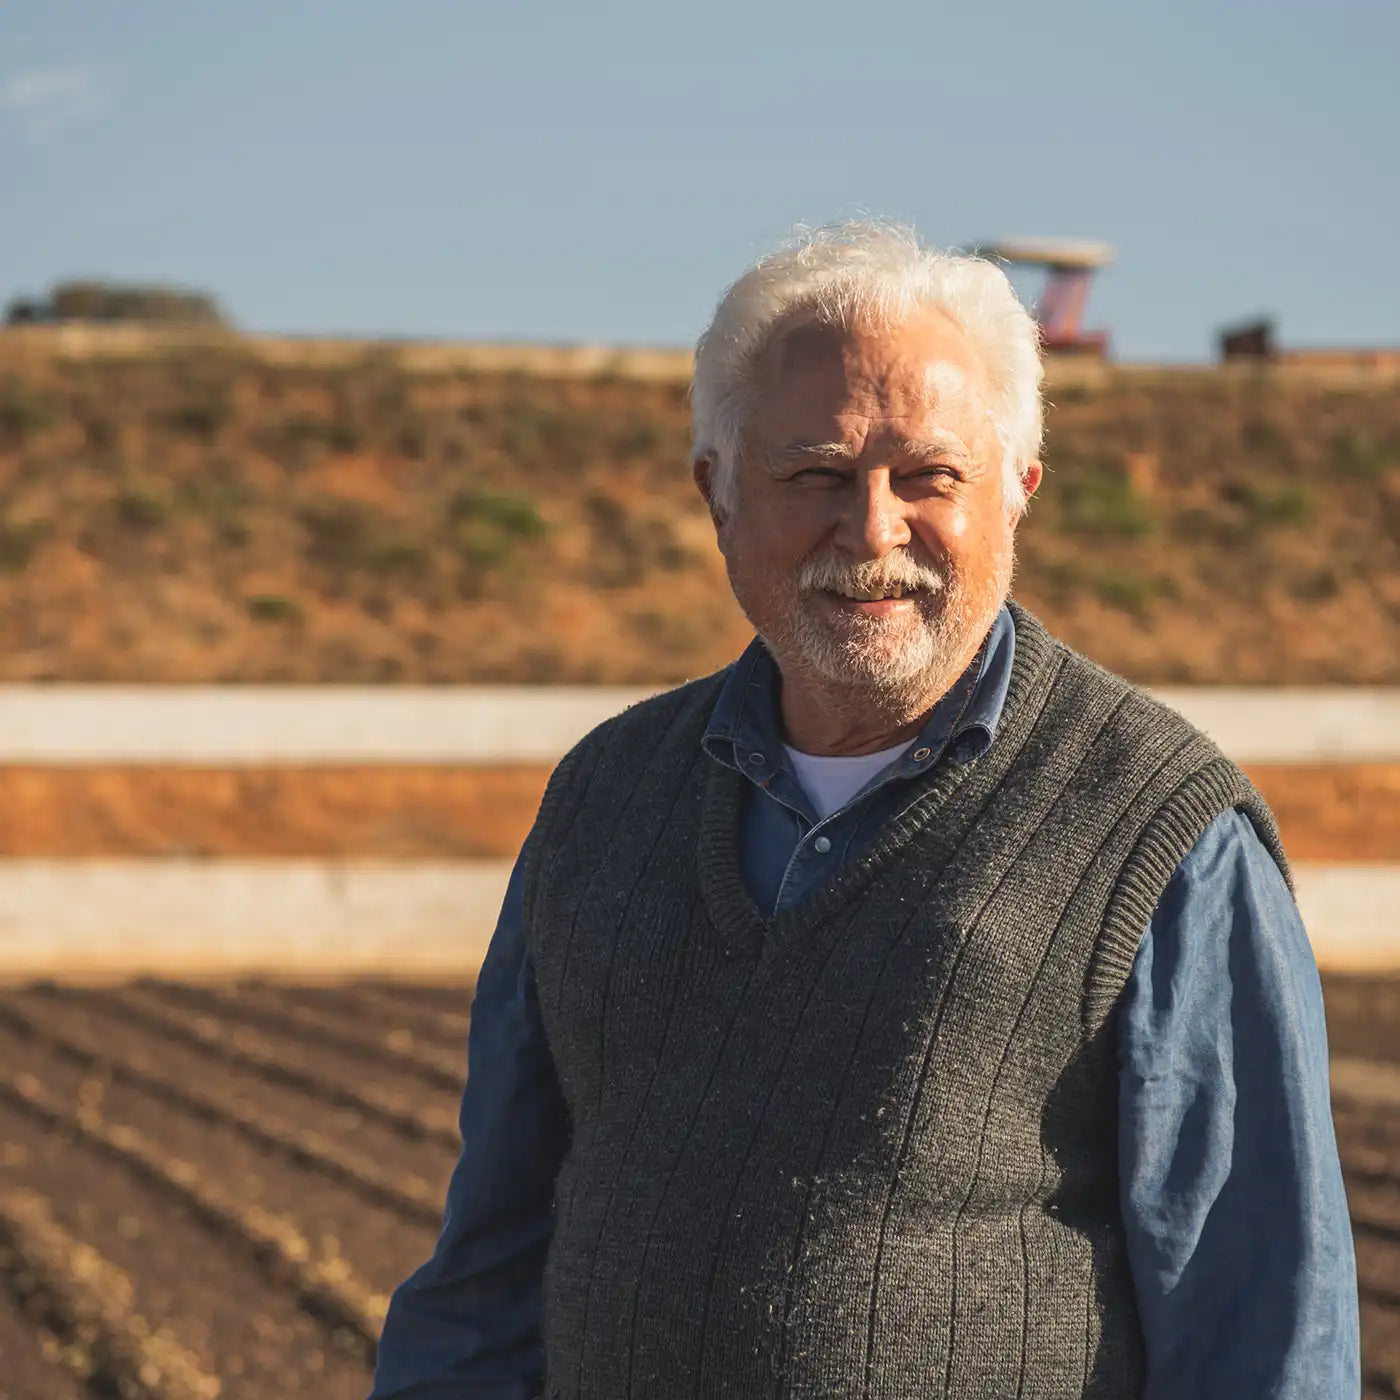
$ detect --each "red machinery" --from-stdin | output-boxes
[979,238,1114,355]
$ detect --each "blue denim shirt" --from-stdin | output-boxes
[372,608,1359,1399]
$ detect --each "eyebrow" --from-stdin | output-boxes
[775,441,857,463]
[774,436,972,469]
[900,434,972,464]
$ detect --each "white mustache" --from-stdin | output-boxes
[797,550,947,597]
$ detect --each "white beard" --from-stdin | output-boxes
[755,543,1013,712]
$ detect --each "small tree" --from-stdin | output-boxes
[5,280,228,326]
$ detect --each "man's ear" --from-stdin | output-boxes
[1021,459,1044,499]
[692,454,730,534]
[1014,459,1044,519]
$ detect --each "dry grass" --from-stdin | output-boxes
[0,339,1397,682]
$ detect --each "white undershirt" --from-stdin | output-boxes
[782,739,915,821]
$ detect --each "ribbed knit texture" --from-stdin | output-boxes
[522,604,1286,1400]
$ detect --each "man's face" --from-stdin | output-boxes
[703,307,1033,707]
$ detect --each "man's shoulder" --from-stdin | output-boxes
[1013,605,1225,765]
[525,666,734,884]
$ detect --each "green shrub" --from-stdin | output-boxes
[181,479,253,546]
[167,398,231,439]
[1240,416,1288,456]
[449,488,546,536]
[446,487,547,568]
[115,485,172,531]
[1221,480,1312,525]
[259,417,361,459]
[299,500,427,576]
[1092,568,1160,614]
[395,422,428,458]
[613,415,667,458]
[0,382,55,442]
[246,594,302,623]
[1290,568,1341,601]
[497,403,595,462]
[1058,468,1155,538]
[0,517,46,572]
[366,539,429,575]
[1331,428,1393,479]
[300,501,373,569]
[82,413,118,451]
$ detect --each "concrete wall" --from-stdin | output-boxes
[0,859,1393,978]
[2,685,1396,976]
[5,685,1400,764]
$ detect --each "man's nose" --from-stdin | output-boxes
[836,471,912,558]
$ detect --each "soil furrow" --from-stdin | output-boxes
[0,1271,98,1400]
[0,988,458,1186]
[1355,1209,1400,1247]
[141,980,466,1089]
[0,1019,438,1335]
[354,981,476,1016]
[269,981,472,1048]
[0,995,446,1229]
[0,1188,220,1400]
[1367,1370,1400,1400]
[33,985,460,1149]
[0,975,1389,1395]
[1363,1298,1400,1398]
[0,1070,387,1363]
[0,1101,371,1397]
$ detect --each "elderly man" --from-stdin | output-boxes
[371,222,1357,1399]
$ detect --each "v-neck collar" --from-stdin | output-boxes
[700,606,1017,827]
[695,603,1059,959]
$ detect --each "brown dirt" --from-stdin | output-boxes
[0,1268,92,1400]
[0,976,1392,1396]
[0,761,1394,860]
[1324,975,1400,1064]
[0,764,547,857]
[1,341,1398,683]
[1248,765,1400,861]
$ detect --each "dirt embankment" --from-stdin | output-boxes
[0,762,1393,860]
[1,339,1398,684]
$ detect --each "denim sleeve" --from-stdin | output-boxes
[1118,807,1360,1400]
[370,837,569,1399]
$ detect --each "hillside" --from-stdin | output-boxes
[1,333,1398,683]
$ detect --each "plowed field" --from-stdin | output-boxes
[0,976,1393,1397]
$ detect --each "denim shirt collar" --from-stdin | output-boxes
[701,604,1016,812]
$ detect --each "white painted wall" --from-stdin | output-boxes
[0,860,512,978]
[4,686,1400,764]
[0,686,654,764]
[0,859,1394,977]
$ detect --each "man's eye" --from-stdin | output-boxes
[792,467,846,481]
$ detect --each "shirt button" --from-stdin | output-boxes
[813,835,832,854]
[912,747,932,761]
[748,752,766,766]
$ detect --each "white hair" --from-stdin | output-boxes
[691,220,1044,515]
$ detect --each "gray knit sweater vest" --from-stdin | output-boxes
[522,604,1287,1400]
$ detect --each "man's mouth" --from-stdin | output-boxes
[827,585,921,602]
[818,586,927,618]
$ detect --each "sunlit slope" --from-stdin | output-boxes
[1,335,1397,683]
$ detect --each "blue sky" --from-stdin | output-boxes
[1,0,1395,360]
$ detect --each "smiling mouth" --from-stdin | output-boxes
[825,585,922,602]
